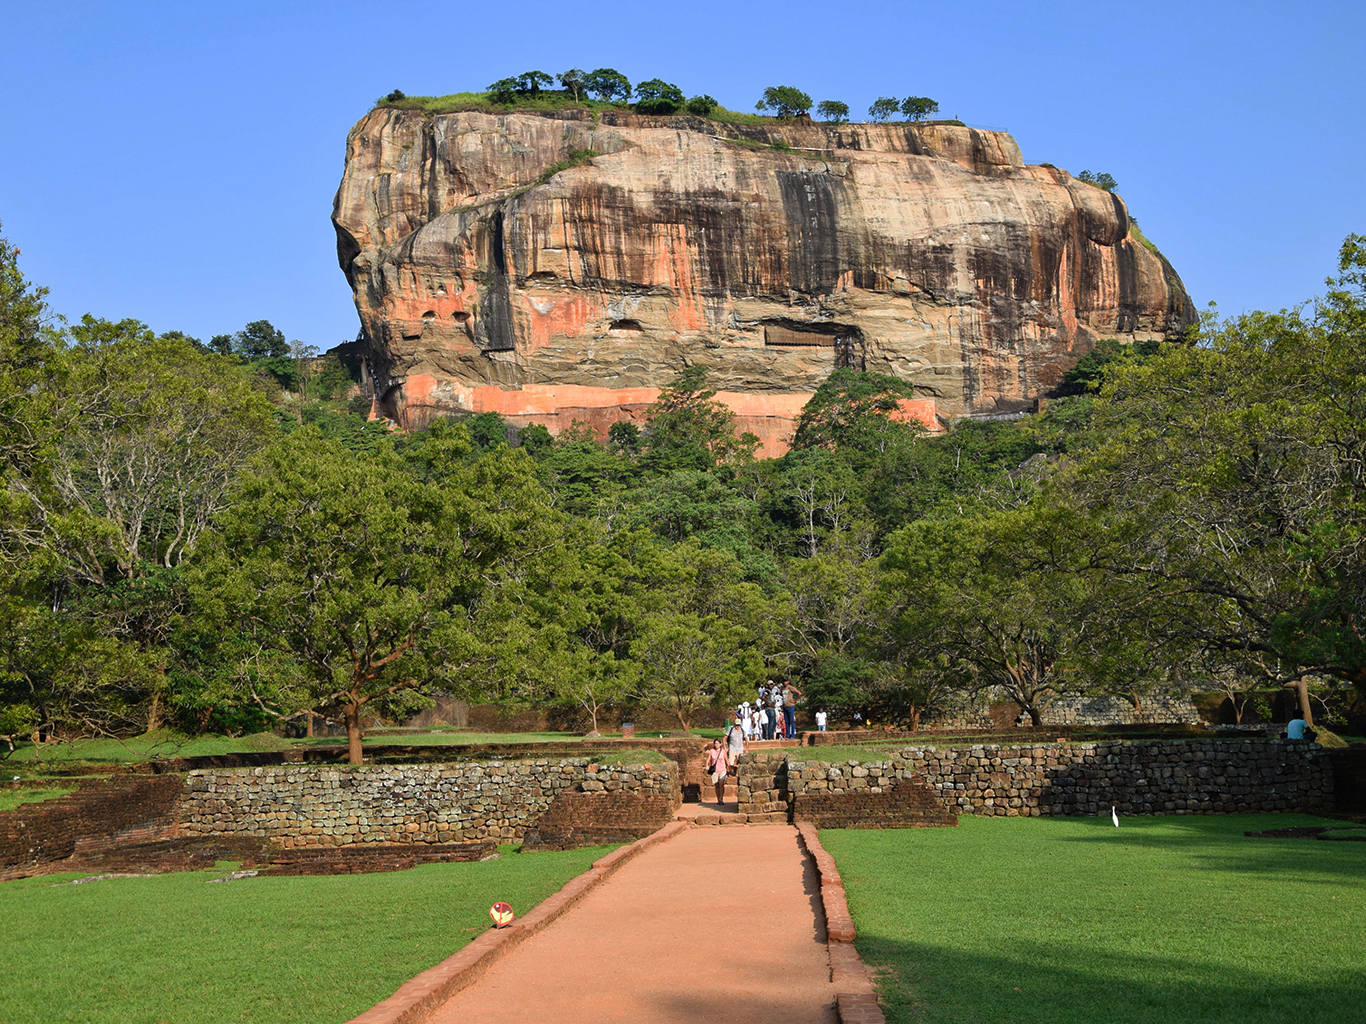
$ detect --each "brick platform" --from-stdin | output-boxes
[791,777,958,829]
[521,791,678,851]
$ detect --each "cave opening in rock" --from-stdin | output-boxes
[609,319,645,334]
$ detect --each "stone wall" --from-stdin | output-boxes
[740,739,1333,821]
[923,695,1202,730]
[1037,696,1203,727]
[177,759,679,847]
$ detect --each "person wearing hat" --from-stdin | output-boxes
[726,715,746,778]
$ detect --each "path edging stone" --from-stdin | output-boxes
[796,822,886,1024]
[344,820,690,1024]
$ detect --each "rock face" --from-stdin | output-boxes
[333,108,1194,450]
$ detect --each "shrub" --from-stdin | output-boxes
[687,94,718,117]
[487,77,520,105]
[634,78,684,115]
[1077,169,1118,192]
[383,89,405,103]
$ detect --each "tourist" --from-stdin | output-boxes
[770,682,786,739]
[751,707,764,741]
[764,682,780,740]
[726,716,745,770]
[815,708,827,732]
[706,738,729,805]
[782,678,803,739]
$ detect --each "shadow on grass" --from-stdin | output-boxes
[1051,813,1366,883]
[864,933,1362,1024]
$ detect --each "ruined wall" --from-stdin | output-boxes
[738,740,1333,820]
[176,759,678,846]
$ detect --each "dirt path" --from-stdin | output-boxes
[426,825,837,1024]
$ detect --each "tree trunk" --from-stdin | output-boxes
[1291,678,1314,726]
[1025,704,1042,727]
[345,702,364,764]
[908,707,921,732]
[305,710,314,738]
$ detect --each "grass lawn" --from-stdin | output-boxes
[0,845,614,1024]
[0,786,75,812]
[6,730,295,766]
[821,814,1365,1024]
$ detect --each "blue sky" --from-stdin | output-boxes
[2,0,1362,349]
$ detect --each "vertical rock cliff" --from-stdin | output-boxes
[333,108,1193,450]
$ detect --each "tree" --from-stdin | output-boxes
[233,320,288,361]
[516,71,554,96]
[790,368,920,460]
[585,68,631,103]
[202,423,558,762]
[640,367,758,472]
[634,79,684,114]
[816,100,850,123]
[1077,170,1118,192]
[487,77,520,105]
[687,94,718,117]
[756,86,812,118]
[868,97,900,122]
[1035,237,1366,719]
[558,68,586,101]
[882,510,1099,726]
[900,96,939,121]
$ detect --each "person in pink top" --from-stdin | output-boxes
[706,739,728,805]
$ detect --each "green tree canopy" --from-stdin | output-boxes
[900,96,940,121]
[816,100,850,123]
[634,79,684,114]
[756,86,812,118]
[868,97,900,122]
[1077,170,1118,192]
[585,68,631,103]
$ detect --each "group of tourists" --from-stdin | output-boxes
[736,679,804,741]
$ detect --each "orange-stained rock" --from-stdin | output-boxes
[334,109,1193,444]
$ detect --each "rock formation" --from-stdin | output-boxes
[333,108,1194,453]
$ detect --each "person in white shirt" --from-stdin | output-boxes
[815,709,828,732]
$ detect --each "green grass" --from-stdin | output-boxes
[374,91,629,116]
[301,731,584,748]
[0,845,615,1024]
[821,814,1365,1024]
[7,729,295,765]
[0,786,75,812]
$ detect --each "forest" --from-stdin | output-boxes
[3,229,1365,762]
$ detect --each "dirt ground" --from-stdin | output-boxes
[427,825,838,1023]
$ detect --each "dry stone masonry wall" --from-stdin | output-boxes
[177,759,678,847]
[751,739,1332,820]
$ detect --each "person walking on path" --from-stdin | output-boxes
[782,679,803,740]
[726,716,746,774]
[706,738,729,805]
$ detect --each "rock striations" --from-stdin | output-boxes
[333,108,1194,452]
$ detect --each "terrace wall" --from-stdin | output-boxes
[176,759,680,847]
[740,739,1333,820]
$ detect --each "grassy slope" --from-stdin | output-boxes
[822,814,1364,1024]
[0,846,615,1024]
[0,786,75,812]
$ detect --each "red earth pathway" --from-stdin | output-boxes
[427,824,838,1023]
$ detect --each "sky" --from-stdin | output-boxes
[2,0,1362,350]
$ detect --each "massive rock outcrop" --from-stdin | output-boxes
[333,108,1193,452]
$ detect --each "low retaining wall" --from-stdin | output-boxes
[740,739,1333,821]
[0,776,185,881]
[177,759,680,846]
